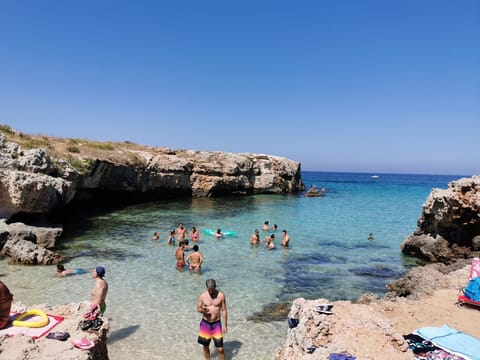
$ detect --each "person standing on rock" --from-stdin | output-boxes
[197,279,227,360]
[91,266,108,314]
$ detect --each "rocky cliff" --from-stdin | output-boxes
[401,176,480,264]
[0,128,304,264]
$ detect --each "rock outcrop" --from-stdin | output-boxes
[0,132,304,220]
[0,301,109,360]
[0,129,304,264]
[275,298,410,360]
[0,220,64,265]
[275,262,478,360]
[401,176,480,263]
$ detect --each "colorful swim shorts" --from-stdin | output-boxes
[198,319,223,347]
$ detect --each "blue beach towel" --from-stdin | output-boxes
[415,324,480,360]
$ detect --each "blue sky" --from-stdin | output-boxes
[0,1,478,175]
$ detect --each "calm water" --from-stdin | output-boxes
[0,171,466,359]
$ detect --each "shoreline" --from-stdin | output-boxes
[2,262,479,359]
[275,261,480,359]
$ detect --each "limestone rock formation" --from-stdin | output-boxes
[0,301,109,360]
[401,176,480,263]
[0,132,304,221]
[274,298,410,360]
[0,220,64,265]
[0,130,303,264]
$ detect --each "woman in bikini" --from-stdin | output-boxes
[190,227,200,242]
[186,245,203,272]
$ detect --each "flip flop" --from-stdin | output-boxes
[313,308,333,315]
[72,338,95,350]
[46,331,70,341]
[287,318,299,329]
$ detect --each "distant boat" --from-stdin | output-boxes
[371,175,380,179]
[304,185,325,197]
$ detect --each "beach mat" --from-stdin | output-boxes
[0,312,64,339]
[415,324,480,360]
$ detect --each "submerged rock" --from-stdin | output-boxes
[247,301,291,322]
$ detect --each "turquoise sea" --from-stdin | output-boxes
[0,171,466,359]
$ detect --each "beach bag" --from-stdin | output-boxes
[464,277,480,301]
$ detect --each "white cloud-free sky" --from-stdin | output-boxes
[1,1,478,175]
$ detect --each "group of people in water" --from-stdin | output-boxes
[151,220,292,272]
[250,221,291,248]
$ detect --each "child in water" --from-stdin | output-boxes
[168,230,176,245]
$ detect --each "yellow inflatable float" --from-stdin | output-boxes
[12,309,49,328]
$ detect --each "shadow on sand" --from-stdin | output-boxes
[107,324,140,344]
[224,340,243,358]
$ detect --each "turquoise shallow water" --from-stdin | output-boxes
[0,171,465,359]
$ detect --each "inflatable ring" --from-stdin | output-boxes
[12,309,49,328]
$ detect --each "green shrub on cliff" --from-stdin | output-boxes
[0,124,15,135]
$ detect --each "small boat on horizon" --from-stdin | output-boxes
[371,175,380,179]
[304,185,326,197]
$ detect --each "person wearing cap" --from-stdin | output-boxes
[197,279,227,360]
[91,266,108,314]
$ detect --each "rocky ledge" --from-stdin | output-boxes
[0,128,304,264]
[0,301,109,360]
[275,261,479,359]
[401,176,480,263]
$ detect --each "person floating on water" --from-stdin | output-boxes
[151,232,160,241]
[368,233,375,241]
[214,229,224,239]
[55,264,86,277]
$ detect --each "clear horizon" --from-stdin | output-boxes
[1,1,478,176]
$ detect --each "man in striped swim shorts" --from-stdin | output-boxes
[197,279,228,360]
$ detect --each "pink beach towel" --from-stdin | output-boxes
[469,257,480,280]
[0,312,64,339]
